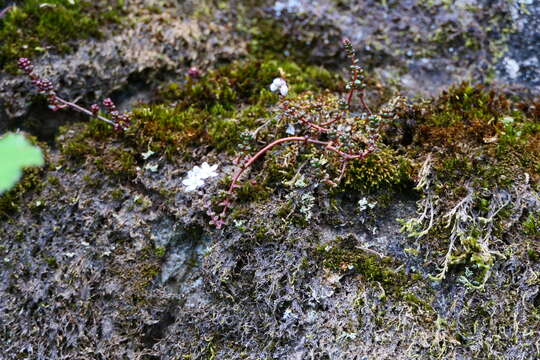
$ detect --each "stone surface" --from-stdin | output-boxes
[0,1,539,359]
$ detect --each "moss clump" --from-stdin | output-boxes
[425,83,510,127]
[59,57,341,170]
[94,147,137,180]
[0,0,123,72]
[398,83,539,284]
[159,58,340,107]
[316,234,414,294]
[0,133,46,217]
[0,167,43,217]
[412,83,539,189]
[522,211,540,236]
[247,17,314,64]
[130,58,341,157]
[59,120,138,179]
[343,146,412,192]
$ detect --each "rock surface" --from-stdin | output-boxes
[0,1,539,359]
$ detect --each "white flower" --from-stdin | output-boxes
[194,162,219,179]
[182,162,219,192]
[182,175,204,192]
[270,77,288,96]
[286,123,296,135]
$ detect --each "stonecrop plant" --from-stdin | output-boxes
[18,57,131,131]
[18,39,389,229]
[207,39,389,228]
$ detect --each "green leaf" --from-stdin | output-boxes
[0,133,44,194]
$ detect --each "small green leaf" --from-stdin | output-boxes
[0,133,44,194]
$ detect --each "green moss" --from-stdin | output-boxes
[247,17,312,63]
[44,256,58,268]
[0,167,43,218]
[154,246,166,258]
[83,175,102,188]
[58,56,342,185]
[412,84,539,189]
[47,175,60,186]
[0,0,123,72]
[159,58,340,107]
[425,83,510,127]
[397,83,539,283]
[97,148,136,179]
[235,182,272,203]
[343,146,412,192]
[130,58,341,157]
[316,234,414,294]
[59,119,138,179]
[523,211,540,236]
[528,248,540,262]
[401,292,434,312]
[110,188,125,201]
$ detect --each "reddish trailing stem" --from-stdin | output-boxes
[17,57,130,131]
[210,38,382,229]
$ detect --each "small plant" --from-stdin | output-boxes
[17,57,131,131]
[207,39,387,228]
[17,41,388,230]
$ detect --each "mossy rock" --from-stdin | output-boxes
[316,234,417,295]
[0,0,123,72]
[60,57,343,167]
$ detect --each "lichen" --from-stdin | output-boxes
[396,83,539,286]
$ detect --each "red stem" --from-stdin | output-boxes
[54,96,121,128]
[359,92,372,115]
[217,135,373,222]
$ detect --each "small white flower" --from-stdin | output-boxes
[195,162,219,179]
[182,162,219,192]
[270,77,288,96]
[286,123,296,135]
[182,175,204,192]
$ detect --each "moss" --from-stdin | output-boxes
[154,246,166,258]
[44,256,58,268]
[110,188,125,201]
[316,234,414,294]
[95,147,137,179]
[0,167,44,218]
[523,211,540,236]
[401,292,434,312]
[528,249,540,263]
[235,182,272,203]
[343,146,412,192]
[159,58,340,107]
[424,83,510,127]
[0,0,123,72]
[411,83,539,188]
[83,175,102,188]
[47,175,60,187]
[397,83,539,283]
[59,119,139,179]
[246,17,313,63]
[129,58,341,158]
[110,244,162,306]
